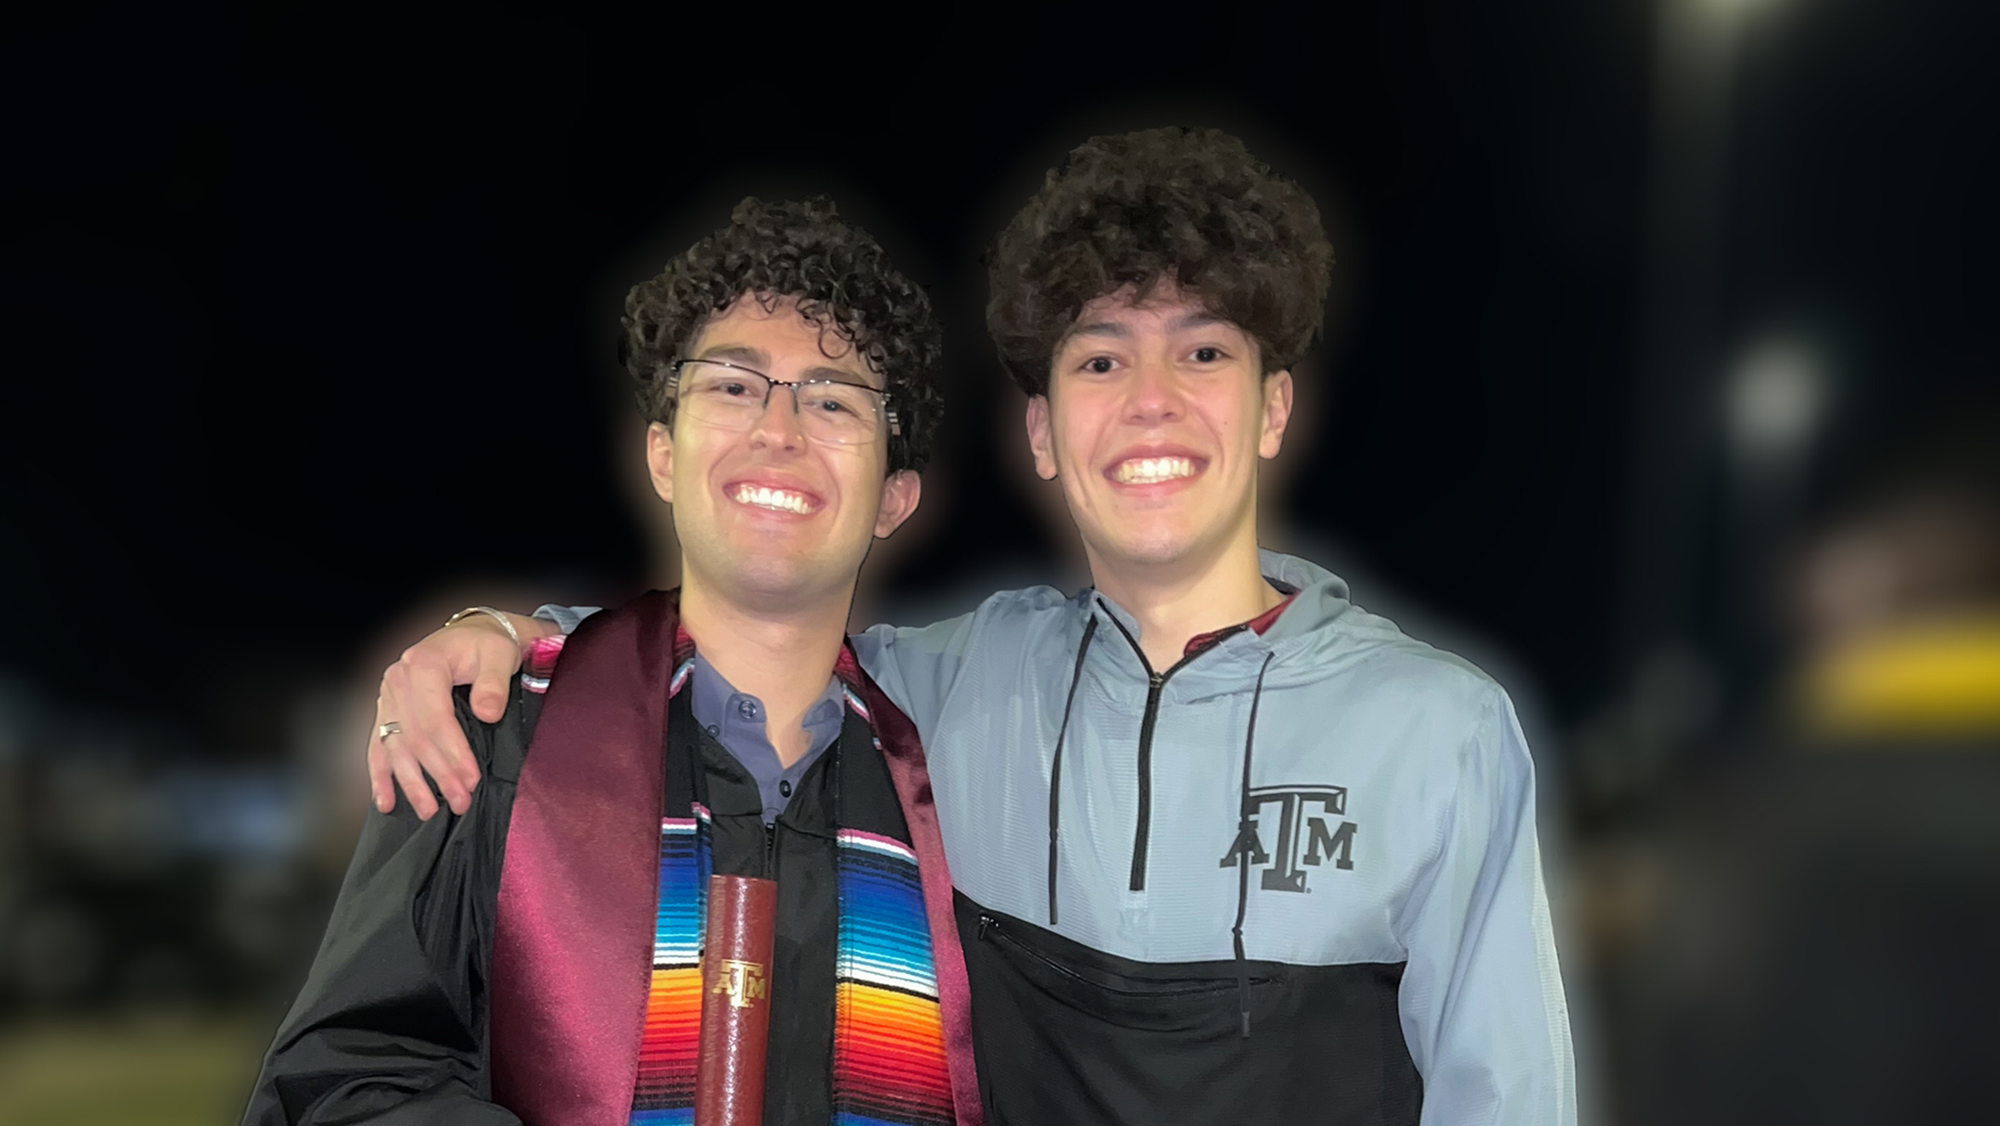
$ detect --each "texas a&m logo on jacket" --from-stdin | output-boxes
[1218,785,1358,892]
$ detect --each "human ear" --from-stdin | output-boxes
[873,470,923,538]
[1258,371,1295,460]
[645,421,675,504]
[1025,395,1058,480]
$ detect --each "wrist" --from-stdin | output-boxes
[443,606,551,651]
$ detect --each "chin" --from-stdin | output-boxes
[735,557,827,596]
[685,541,808,600]
[1095,528,1203,570]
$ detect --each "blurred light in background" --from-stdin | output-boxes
[1688,0,1797,35]
[1726,334,1826,475]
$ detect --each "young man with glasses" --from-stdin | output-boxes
[241,197,981,1125]
[363,128,1575,1124]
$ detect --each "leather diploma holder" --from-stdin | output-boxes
[695,874,779,1126]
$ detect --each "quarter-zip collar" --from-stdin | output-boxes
[1077,589,1269,703]
[1071,550,1355,704]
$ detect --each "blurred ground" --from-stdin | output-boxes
[0,1011,268,1126]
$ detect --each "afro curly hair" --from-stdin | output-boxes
[986,127,1334,398]
[621,196,943,474]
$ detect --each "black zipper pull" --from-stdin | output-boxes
[978,914,996,941]
[763,823,777,877]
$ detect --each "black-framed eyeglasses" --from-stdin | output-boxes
[664,359,899,445]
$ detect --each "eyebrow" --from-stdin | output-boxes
[1064,311,1241,342]
[694,343,769,366]
[694,346,880,389]
[1067,321,1131,339]
[802,364,883,390]
[1168,311,1236,333]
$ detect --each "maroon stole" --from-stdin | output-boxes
[487,590,983,1126]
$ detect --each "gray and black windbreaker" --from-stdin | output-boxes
[546,551,1576,1125]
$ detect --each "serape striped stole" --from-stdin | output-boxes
[624,654,954,1126]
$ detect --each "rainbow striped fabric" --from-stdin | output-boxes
[629,804,712,1126]
[832,828,953,1126]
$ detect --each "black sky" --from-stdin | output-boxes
[5,1,1994,756]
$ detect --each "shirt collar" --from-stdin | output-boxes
[1182,591,1299,658]
[687,651,846,737]
[1085,582,1302,663]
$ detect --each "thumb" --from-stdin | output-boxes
[470,662,511,723]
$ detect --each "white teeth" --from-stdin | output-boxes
[1112,456,1196,484]
[732,485,813,514]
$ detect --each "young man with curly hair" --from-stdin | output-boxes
[366,129,1576,1124]
[242,198,982,1126]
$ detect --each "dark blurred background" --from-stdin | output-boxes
[4,2,1997,1122]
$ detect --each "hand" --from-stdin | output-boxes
[367,610,549,819]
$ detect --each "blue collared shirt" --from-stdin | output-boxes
[688,652,846,825]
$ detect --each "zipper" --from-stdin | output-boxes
[1100,607,1210,893]
[1130,671,1165,890]
[978,913,1271,997]
[763,822,777,879]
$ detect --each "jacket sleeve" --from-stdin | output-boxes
[849,610,980,740]
[1395,690,1576,1126]
[530,604,599,634]
[534,603,979,743]
[240,691,522,1126]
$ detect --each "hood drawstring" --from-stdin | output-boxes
[1232,651,1275,1038]
[1048,616,1099,927]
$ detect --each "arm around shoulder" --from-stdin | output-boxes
[851,609,982,738]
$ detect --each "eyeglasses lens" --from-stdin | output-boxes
[676,361,882,445]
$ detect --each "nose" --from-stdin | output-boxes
[1124,355,1185,427]
[747,383,808,451]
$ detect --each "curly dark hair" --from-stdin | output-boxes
[986,127,1334,397]
[621,196,943,474]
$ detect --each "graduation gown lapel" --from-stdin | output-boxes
[490,590,678,1126]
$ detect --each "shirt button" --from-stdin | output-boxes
[779,780,792,798]
[737,699,759,720]
[706,724,719,735]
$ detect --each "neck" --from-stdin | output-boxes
[678,573,852,766]
[1087,524,1280,672]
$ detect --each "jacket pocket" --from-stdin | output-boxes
[956,893,1420,1126]
[977,911,1270,1030]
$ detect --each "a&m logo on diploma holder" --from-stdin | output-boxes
[712,959,768,1009]
[695,875,778,1126]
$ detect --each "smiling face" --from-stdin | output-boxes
[1026,283,1293,584]
[649,293,921,611]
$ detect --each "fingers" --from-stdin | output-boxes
[414,722,480,817]
[389,734,442,821]
[367,614,528,820]
[390,655,481,816]
[406,650,484,806]
[373,670,442,820]
[371,654,479,824]
[368,735,395,814]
